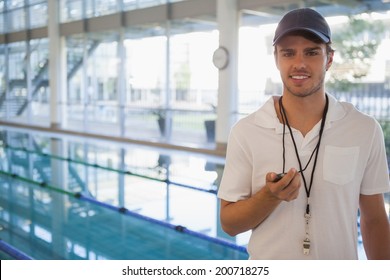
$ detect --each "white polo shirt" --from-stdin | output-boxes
[218,94,390,259]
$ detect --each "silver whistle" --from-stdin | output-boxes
[303,238,310,255]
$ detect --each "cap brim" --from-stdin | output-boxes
[273,27,330,45]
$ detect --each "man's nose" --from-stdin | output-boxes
[293,54,306,70]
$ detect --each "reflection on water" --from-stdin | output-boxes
[0,173,248,260]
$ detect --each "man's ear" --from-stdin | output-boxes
[326,51,334,71]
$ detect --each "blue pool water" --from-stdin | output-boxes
[0,173,247,260]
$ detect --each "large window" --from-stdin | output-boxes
[60,0,84,22]
[0,44,6,118]
[0,39,49,124]
[0,0,47,33]
[64,19,218,145]
[66,32,121,134]
[30,38,49,125]
[60,0,186,22]
[124,26,167,140]
[67,34,85,104]
[168,25,218,145]
[6,0,26,32]
[238,24,277,116]
[28,0,47,28]
[7,41,27,118]
[85,32,119,127]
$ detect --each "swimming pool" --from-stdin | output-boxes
[0,127,248,260]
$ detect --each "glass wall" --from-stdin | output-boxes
[30,38,49,125]
[0,39,48,124]
[67,34,85,124]
[82,32,119,133]
[123,26,167,140]
[123,0,168,11]
[0,44,6,119]
[59,0,190,22]
[28,0,47,29]
[5,0,26,32]
[238,24,277,116]
[0,1,4,33]
[168,23,218,145]
[64,20,218,145]
[0,0,47,33]
[67,32,121,133]
[7,41,27,119]
[60,0,84,22]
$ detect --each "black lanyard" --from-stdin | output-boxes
[278,95,329,215]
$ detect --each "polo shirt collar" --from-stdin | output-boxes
[254,94,347,133]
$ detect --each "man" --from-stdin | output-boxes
[218,8,390,259]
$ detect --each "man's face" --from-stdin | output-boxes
[274,35,333,98]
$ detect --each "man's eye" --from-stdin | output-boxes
[306,51,319,56]
[282,52,294,57]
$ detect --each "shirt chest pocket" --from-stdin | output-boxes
[323,146,360,185]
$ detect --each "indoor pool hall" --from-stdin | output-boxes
[1,0,389,263]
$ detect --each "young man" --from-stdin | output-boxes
[218,8,390,259]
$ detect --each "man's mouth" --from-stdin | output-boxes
[290,75,310,79]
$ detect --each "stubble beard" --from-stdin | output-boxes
[283,72,326,98]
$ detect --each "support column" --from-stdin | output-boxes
[48,0,67,129]
[117,29,127,137]
[215,0,239,151]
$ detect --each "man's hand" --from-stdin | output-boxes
[265,168,301,202]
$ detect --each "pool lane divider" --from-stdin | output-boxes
[0,239,34,260]
[77,193,247,253]
[0,170,247,255]
[1,144,217,194]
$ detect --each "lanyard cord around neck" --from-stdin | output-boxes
[278,95,329,214]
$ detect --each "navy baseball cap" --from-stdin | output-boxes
[273,8,331,45]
